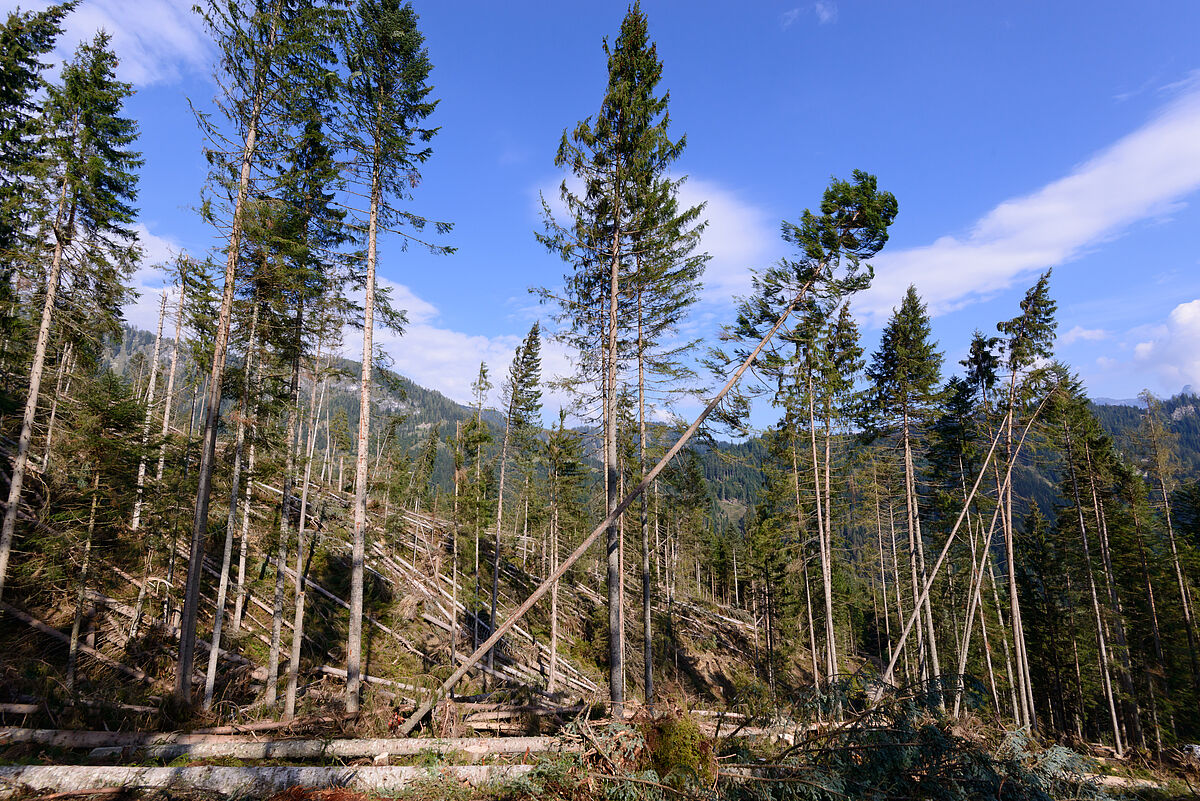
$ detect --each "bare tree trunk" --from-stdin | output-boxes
[605,226,623,716]
[66,474,100,693]
[806,373,837,688]
[952,484,1005,717]
[285,354,327,719]
[175,68,269,706]
[230,331,261,638]
[902,412,940,693]
[1085,445,1143,747]
[872,463,894,674]
[1003,379,1035,727]
[636,291,653,706]
[987,552,1020,722]
[1063,425,1123,755]
[548,502,559,694]
[202,300,259,711]
[0,188,76,600]
[489,392,514,675]
[888,500,911,682]
[268,303,304,709]
[42,343,73,471]
[347,169,380,714]
[131,292,168,533]
[1159,473,1199,689]
[1132,504,1166,752]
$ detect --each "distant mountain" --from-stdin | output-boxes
[1092,395,1145,408]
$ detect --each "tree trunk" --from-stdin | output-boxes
[902,411,940,692]
[1004,379,1035,727]
[131,291,168,533]
[806,373,837,688]
[268,302,304,710]
[285,354,327,719]
[202,299,260,711]
[175,72,268,706]
[1085,445,1143,747]
[1063,425,1123,755]
[66,474,100,693]
[41,343,73,471]
[548,502,559,694]
[0,188,75,600]
[489,392,514,675]
[605,222,623,716]
[347,168,380,714]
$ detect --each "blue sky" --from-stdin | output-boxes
[9,0,1200,423]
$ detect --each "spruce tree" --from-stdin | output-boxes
[0,2,74,381]
[338,0,448,713]
[866,285,944,690]
[176,0,336,706]
[537,3,698,711]
[0,31,140,601]
[489,322,542,673]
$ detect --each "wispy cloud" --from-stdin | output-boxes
[814,1,838,25]
[857,72,1200,325]
[0,0,212,87]
[1059,325,1109,346]
[122,223,183,336]
[676,178,776,307]
[781,8,802,29]
[1131,299,1200,391]
[535,174,776,310]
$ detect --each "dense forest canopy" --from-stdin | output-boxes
[0,3,1198,799]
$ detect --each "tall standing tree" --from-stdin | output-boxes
[995,269,1056,728]
[489,322,542,673]
[176,0,333,705]
[0,2,73,353]
[537,2,693,713]
[339,0,449,713]
[0,31,140,601]
[866,285,944,692]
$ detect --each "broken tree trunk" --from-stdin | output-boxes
[397,283,813,735]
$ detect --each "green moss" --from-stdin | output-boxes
[642,712,715,791]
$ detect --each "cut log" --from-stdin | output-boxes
[0,764,536,796]
[85,735,578,761]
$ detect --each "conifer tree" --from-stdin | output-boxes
[994,269,1056,727]
[537,2,696,712]
[339,0,448,713]
[0,32,140,601]
[1139,389,1199,690]
[489,322,542,672]
[866,285,943,691]
[176,0,335,706]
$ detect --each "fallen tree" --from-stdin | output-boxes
[0,764,536,797]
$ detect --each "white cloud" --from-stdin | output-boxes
[677,178,776,306]
[1130,299,1200,390]
[122,223,182,335]
[534,175,775,309]
[0,0,211,87]
[781,8,802,28]
[1059,325,1109,346]
[334,277,577,417]
[814,1,838,25]
[857,73,1200,325]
